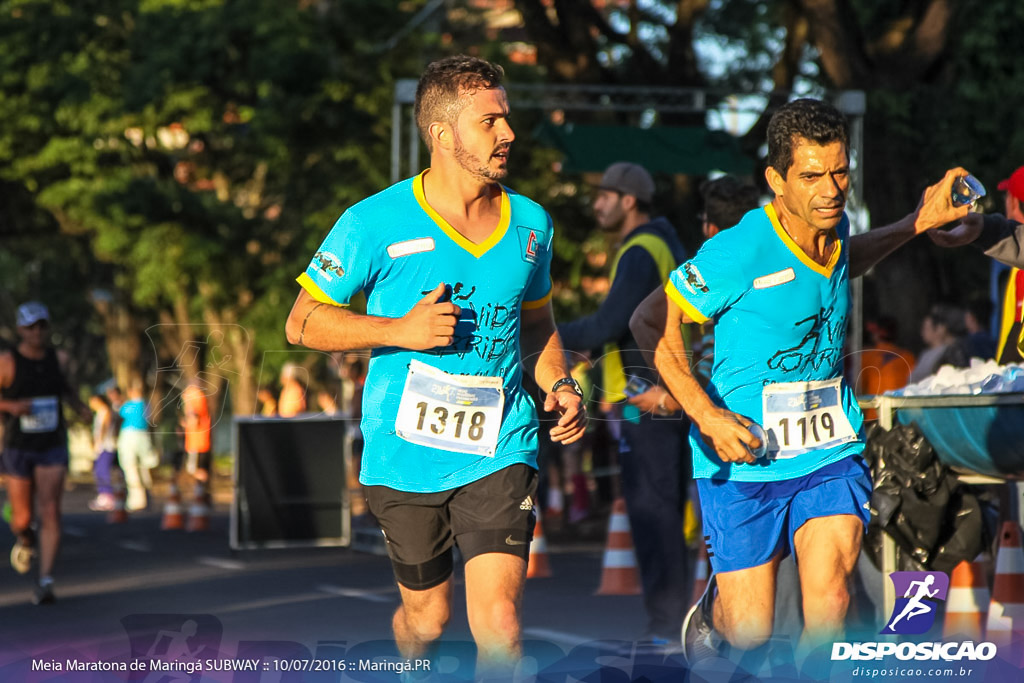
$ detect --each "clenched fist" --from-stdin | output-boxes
[395,283,462,350]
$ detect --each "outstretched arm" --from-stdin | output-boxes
[630,287,759,463]
[930,212,1024,268]
[848,168,970,278]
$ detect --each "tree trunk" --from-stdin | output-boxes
[92,292,143,391]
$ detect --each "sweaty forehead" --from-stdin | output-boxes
[459,86,508,111]
[790,138,848,170]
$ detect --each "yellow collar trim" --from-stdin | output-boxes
[413,171,510,259]
[765,204,841,279]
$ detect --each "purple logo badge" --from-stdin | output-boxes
[881,571,949,635]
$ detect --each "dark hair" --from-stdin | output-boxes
[926,303,966,337]
[91,393,111,408]
[700,176,760,231]
[966,293,994,327]
[865,315,899,343]
[766,99,849,177]
[415,55,505,152]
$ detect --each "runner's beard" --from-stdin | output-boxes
[454,139,509,180]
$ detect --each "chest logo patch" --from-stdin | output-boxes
[387,237,435,259]
[517,226,542,264]
[753,267,796,290]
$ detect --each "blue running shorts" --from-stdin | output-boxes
[696,456,871,573]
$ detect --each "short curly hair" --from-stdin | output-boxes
[766,98,849,177]
[700,176,761,231]
[415,55,505,152]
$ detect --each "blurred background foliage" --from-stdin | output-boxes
[0,0,1022,413]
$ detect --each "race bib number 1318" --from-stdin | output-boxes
[395,360,504,456]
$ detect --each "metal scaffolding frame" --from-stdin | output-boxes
[390,81,868,361]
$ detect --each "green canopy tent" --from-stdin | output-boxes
[533,121,754,175]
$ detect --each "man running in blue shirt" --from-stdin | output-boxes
[632,98,969,663]
[286,55,585,675]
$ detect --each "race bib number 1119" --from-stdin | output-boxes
[761,378,856,459]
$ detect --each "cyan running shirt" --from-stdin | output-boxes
[666,204,865,482]
[119,399,148,432]
[298,171,553,493]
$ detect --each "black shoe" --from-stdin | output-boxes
[32,578,55,605]
[682,574,720,665]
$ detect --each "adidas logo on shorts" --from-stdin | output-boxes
[520,496,533,511]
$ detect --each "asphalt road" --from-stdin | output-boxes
[0,483,668,682]
[4,484,1023,682]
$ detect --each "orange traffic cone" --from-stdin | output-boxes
[943,554,990,640]
[546,486,563,524]
[527,507,552,579]
[107,483,128,524]
[595,498,642,595]
[186,485,211,532]
[986,522,1024,654]
[691,537,711,605]
[161,484,185,530]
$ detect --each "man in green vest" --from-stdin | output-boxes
[558,161,691,647]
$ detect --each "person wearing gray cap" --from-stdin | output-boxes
[557,161,692,647]
[0,302,89,604]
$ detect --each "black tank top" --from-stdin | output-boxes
[1,347,67,451]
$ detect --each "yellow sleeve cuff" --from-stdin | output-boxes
[296,273,346,307]
[665,281,709,324]
[522,287,553,311]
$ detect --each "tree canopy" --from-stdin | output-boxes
[2,0,1023,406]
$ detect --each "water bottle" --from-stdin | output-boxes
[746,422,768,459]
[951,174,986,207]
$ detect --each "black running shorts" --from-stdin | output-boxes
[364,463,538,590]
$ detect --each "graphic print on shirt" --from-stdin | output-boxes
[420,281,518,363]
[767,303,846,374]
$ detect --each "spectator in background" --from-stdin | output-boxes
[858,317,916,418]
[557,161,691,646]
[88,393,117,512]
[964,294,996,361]
[339,353,367,418]
[909,304,970,384]
[118,381,155,512]
[692,176,761,384]
[277,363,306,417]
[179,377,212,502]
[105,385,124,430]
[931,165,1024,364]
[256,386,277,416]
[315,383,340,416]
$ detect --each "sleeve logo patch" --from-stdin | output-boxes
[312,251,344,281]
[683,263,709,294]
[753,267,796,290]
[387,237,435,259]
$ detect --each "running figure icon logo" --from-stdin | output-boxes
[881,571,950,635]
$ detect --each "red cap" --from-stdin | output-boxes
[997,166,1024,202]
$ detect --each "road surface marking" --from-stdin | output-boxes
[118,540,151,552]
[523,628,591,647]
[198,556,246,570]
[317,584,395,603]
